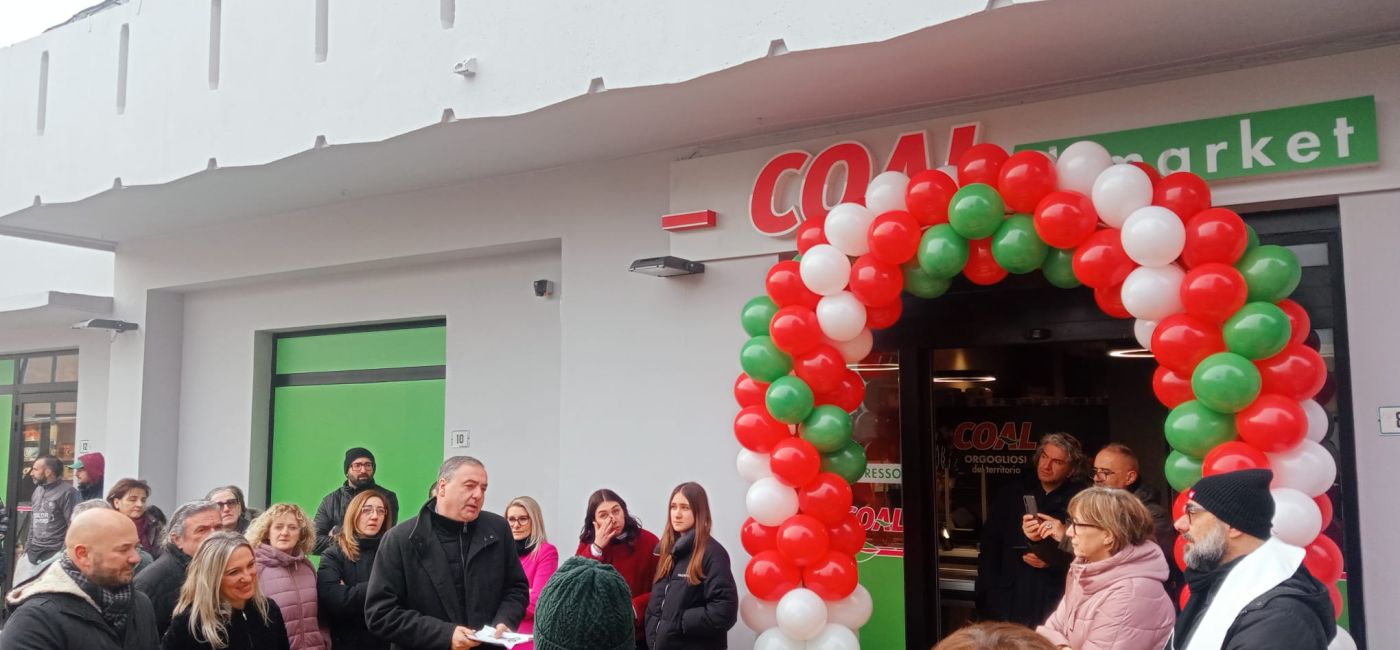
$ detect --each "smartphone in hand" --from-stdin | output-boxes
[1022,495,1038,517]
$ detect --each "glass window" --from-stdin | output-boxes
[54,354,79,383]
[19,356,53,384]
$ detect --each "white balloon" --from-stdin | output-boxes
[1057,141,1114,195]
[1328,627,1358,650]
[1272,487,1323,547]
[1092,164,1155,228]
[1121,206,1187,266]
[1267,440,1337,498]
[829,329,873,363]
[800,245,853,296]
[826,584,874,629]
[1302,400,1329,443]
[825,203,875,257]
[754,628,807,650]
[937,164,959,180]
[746,477,799,526]
[776,588,829,641]
[866,171,910,215]
[816,292,868,342]
[741,595,780,633]
[807,623,861,650]
[1121,264,1186,322]
[737,449,775,483]
[1134,319,1158,351]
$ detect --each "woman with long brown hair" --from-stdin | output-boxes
[575,488,659,649]
[317,489,394,650]
[644,482,738,650]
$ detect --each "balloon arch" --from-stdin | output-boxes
[732,141,1344,648]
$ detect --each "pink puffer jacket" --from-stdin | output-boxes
[1035,542,1175,650]
[256,544,331,650]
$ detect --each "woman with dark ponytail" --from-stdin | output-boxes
[644,482,738,649]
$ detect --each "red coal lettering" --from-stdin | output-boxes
[749,150,810,235]
[800,142,872,225]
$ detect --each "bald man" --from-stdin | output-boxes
[2,509,160,650]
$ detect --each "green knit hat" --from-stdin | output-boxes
[534,557,635,650]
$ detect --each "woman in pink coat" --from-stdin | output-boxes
[1036,487,1175,650]
[508,496,559,649]
[248,503,331,650]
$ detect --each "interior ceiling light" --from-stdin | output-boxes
[933,370,997,384]
[1108,347,1155,359]
[848,363,900,372]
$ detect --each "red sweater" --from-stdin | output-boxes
[575,529,660,638]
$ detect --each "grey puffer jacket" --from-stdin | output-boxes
[254,544,330,650]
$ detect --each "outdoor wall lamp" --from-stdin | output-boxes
[72,318,139,340]
[629,256,705,277]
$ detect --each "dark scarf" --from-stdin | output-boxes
[1174,555,1246,646]
[59,555,134,635]
[515,537,536,558]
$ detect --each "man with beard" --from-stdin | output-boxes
[313,446,400,555]
[2,509,159,649]
[16,455,79,582]
[1170,468,1335,649]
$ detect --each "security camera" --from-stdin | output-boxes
[533,280,554,298]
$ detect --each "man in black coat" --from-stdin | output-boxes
[2,509,159,650]
[366,456,529,650]
[131,500,223,636]
[314,447,400,555]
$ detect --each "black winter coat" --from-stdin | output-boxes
[975,478,1085,627]
[133,544,193,637]
[313,482,400,555]
[1172,563,1335,649]
[1,561,160,650]
[162,600,293,650]
[644,534,739,650]
[364,501,529,650]
[318,535,389,650]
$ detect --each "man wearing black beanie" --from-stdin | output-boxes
[312,446,401,555]
[1169,468,1335,649]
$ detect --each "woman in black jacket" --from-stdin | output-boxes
[162,531,292,650]
[644,482,738,650]
[317,489,395,650]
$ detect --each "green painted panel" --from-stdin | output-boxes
[269,380,445,537]
[0,359,13,385]
[275,326,446,375]
[0,394,10,504]
[857,554,905,648]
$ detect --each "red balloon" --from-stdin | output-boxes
[906,170,958,226]
[1181,208,1248,268]
[770,438,821,488]
[1094,283,1131,319]
[734,405,790,453]
[1154,172,1212,222]
[1172,490,1191,522]
[1173,535,1187,572]
[865,299,902,330]
[1151,313,1227,375]
[741,517,779,556]
[799,473,854,526]
[796,221,828,254]
[1256,344,1327,401]
[957,143,1010,188]
[1326,582,1343,620]
[734,373,769,408]
[868,211,921,265]
[1276,299,1311,347]
[1033,190,1099,249]
[769,306,824,356]
[1180,263,1248,323]
[766,261,820,310]
[849,255,904,307]
[1072,229,1135,289]
[745,550,801,601]
[794,345,846,395]
[1304,535,1344,583]
[816,369,866,412]
[1130,161,1163,191]
[1236,394,1308,453]
[803,551,860,600]
[1154,366,1195,409]
[828,514,868,555]
[998,151,1058,213]
[1203,441,1270,476]
[964,238,1008,286]
[776,514,831,567]
[1315,493,1333,529]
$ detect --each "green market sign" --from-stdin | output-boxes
[1017,96,1378,181]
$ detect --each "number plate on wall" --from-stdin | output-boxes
[1380,407,1400,435]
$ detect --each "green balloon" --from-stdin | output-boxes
[821,440,868,484]
[947,183,1006,240]
[739,336,792,383]
[800,405,855,453]
[903,260,953,299]
[1223,301,1292,360]
[1042,247,1082,289]
[766,376,814,424]
[741,296,778,338]
[1236,244,1301,303]
[1244,224,1261,254]
[1164,450,1205,492]
[917,224,970,279]
[991,214,1049,275]
[1165,400,1237,457]
[1191,352,1262,413]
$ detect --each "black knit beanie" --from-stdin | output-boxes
[534,557,634,650]
[1188,468,1275,540]
[344,447,375,474]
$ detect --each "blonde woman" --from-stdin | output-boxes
[318,489,395,650]
[507,496,559,650]
[162,531,291,650]
[246,503,330,650]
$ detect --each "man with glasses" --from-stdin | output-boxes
[1170,468,1335,649]
[313,446,400,555]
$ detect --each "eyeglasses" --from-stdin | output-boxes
[359,506,387,516]
[213,499,240,510]
[507,516,531,525]
[349,461,376,470]
[1184,505,1206,524]
[1064,516,1102,534]
[1090,467,1117,479]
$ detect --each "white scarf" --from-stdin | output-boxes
[1175,537,1305,650]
